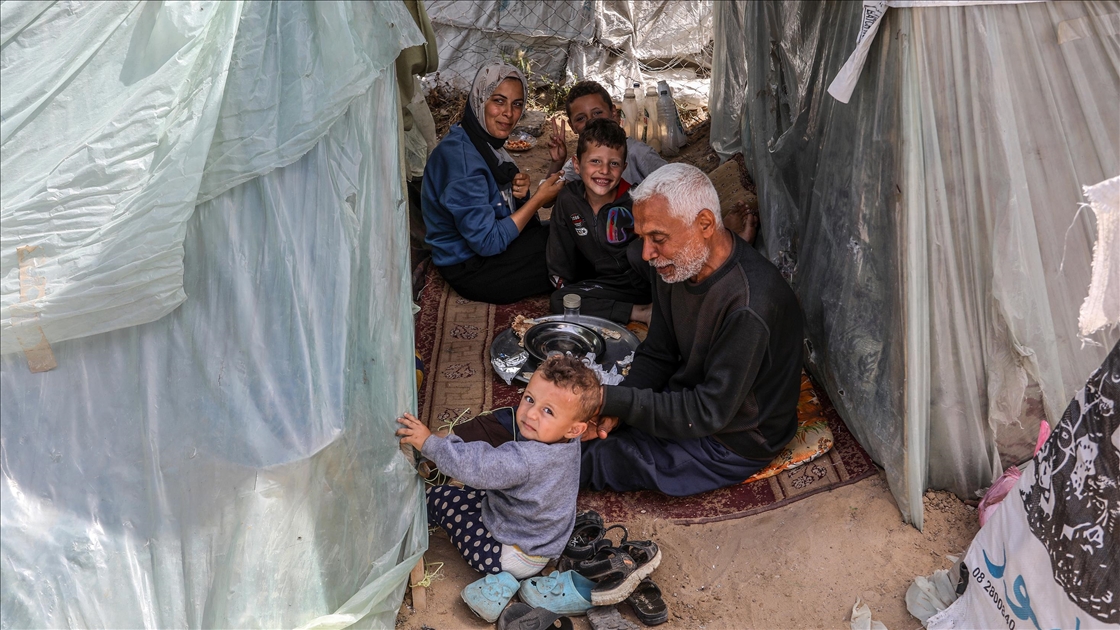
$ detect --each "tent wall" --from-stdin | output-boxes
[424,0,714,105]
[1,2,426,627]
[710,0,1119,527]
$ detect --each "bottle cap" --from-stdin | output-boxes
[624,88,635,97]
[646,86,657,95]
[563,294,582,310]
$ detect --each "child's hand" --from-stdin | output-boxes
[548,117,568,165]
[396,413,432,450]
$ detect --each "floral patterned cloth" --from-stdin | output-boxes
[744,373,835,484]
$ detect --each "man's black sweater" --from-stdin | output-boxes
[601,234,805,461]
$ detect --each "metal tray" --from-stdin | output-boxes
[490,315,641,384]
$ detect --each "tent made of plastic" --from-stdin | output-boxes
[709,0,1120,528]
[424,0,715,105]
[2,1,428,626]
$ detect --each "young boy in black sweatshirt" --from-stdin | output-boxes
[546,119,652,324]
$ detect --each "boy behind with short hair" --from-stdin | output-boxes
[547,118,652,324]
[547,80,667,187]
[396,354,600,579]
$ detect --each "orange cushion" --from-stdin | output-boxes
[743,373,834,484]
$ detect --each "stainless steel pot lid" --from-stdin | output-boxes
[523,321,605,363]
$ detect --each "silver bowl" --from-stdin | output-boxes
[523,321,605,363]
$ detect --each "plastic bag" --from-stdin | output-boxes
[906,568,960,625]
[504,131,537,152]
[850,598,888,630]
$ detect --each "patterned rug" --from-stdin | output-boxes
[414,267,878,524]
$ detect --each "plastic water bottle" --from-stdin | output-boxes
[644,86,661,153]
[563,294,581,324]
[630,81,646,140]
[656,83,679,157]
[658,80,688,151]
[621,88,640,138]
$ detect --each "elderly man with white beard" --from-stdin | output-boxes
[579,163,805,496]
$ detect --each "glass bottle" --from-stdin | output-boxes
[562,294,581,324]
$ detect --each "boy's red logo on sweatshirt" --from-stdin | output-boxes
[571,213,588,237]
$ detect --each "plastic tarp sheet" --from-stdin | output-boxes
[1,1,428,626]
[424,0,713,107]
[1079,175,1120,336]
[709,0,1120,528]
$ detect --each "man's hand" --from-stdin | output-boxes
[547,117,568,170]
[580,415,620,442]
[512,172,530,200]
[396,412,432,450]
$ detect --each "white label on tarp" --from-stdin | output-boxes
[827,0,1047,104]
[857,0,889,42]
[827,1,888,103]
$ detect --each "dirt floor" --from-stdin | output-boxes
[399,106,981,629]
[396,476,979,630]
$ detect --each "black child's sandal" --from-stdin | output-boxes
[626,578,668,626]
[563,510,605,561]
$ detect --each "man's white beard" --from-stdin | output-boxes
[650,236,708,283]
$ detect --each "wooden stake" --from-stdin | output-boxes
[410,557,427,611]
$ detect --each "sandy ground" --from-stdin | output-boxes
[396,475,979,630]
[400,109,981,630]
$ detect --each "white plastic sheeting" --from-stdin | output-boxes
[1,0,418,356]
[709,1,1120,528]
[825,1,1047,104]
[1,1,428,626]
[1079,176,1120,336]
[424,0,713,106]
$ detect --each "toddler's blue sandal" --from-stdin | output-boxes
[518,570,596,616]
[461,571,519,622]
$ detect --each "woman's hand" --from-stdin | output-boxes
[531,172,564,207]
[509,172,564,231]
[512,173,530,200]
[396,412,432,450]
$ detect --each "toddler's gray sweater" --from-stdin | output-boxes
[422,432,580,558]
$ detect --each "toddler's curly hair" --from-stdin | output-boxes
[535,354,602,422]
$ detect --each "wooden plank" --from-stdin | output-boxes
[410,557,427,611]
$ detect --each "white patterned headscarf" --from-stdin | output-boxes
[468,61,528,129]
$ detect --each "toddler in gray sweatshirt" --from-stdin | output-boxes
[397,354,601,578]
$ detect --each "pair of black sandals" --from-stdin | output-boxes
[560,510,669,626]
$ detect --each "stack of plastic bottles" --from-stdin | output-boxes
[619,79,687,156]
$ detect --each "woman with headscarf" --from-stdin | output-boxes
[422,61,563,304]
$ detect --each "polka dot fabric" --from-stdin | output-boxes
[426,485,503,574]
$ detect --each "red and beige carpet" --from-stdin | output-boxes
[414,267,877,524]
